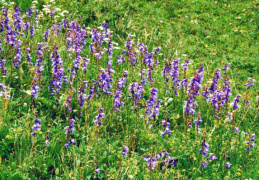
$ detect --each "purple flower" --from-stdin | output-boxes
[94,108,105,126]
[225,162,231,168]
[201,162,208,168]
[234,127,240,133]
[231,94,241,110]
[64,142,70,148]
[171,58,180,96]
[199,138,209,157]
[13,39,22,68]
[223,63,231,72]
[45,140,50,146]
[245,77,255,89]
[193,113,202,134]
[0,54,6,76]
[144,157,157,171]
[122,146,129,157]
[98,69,113,95]
[128,82,144,107]
[44,28,49,41]
[209,69,221,94]
[95,169,100,173]
[31,115,41,136]
[49,45,64,96]
[31,83,39,99]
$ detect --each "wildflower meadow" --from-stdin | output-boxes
[0,0,258,179]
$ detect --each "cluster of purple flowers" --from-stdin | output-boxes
[128,82,144,107]
[231,94,241,110]
[193,113,202,134]
[122,146,129,157]
[26,48,33,66]
[144,151,178,171]
[49,45,64,97]
[78,81,88,117]
[124,34,138,66]
[171,58,180,95]
[113,71,128,112]
[31,43,44,99]
[201,153,217,168]
[13,39,22,68]
[65,118,76,135]
[45,130,51,146]
[144,88,160,119]
[64,139,76,148]
[64,118,76,148]
[94,108,105,126]
[0,83,7,97]
[199,138,209,157]
[160,127,172,137]
[0,54,6,76]
[98,69,113,95]
[184,66,204,118]
[245,133,255,151]
[31,116,41,137]
[64,95,72,112]
[245,77,255,89]
[209,69,221,93]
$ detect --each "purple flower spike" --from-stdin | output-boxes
[122,146,129,157]
[231,95,241,110]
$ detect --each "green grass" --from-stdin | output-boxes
[0,0,258,179]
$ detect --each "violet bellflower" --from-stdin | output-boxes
[180,59,190,89]
[199,138,209,157]
[209,69,221,94]
[245,77,255,90]
[231,94,241,110]
[94,108,105,126]
[0,54,6,76]
[128,82,144,107]
[171,58,180,96]
[49,45,64,96]
[31,115,41,137]
[13,39,22,68]
[98,69,113,95]
[245,133,255,151]
[193,112,202,134]
[122,146,129,157]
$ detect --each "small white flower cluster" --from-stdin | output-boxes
[32,0,38,8]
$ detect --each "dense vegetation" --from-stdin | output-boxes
[0,0,258,179]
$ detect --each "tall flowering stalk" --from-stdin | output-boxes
[31,115,41,137]
[144,88,161,126]
[128,82,144,108]
[244,78,255,108]
[31,43,44,99]
[98,68,113,95]
[13,39,22,68]
[184,66,204,128]
[0,54,6,76]
[180,59,190,89]
[171,58,180,96]
[113,71,128,112]
[194,112,202,134]
[78,81,87,118]
[94,108,105,127]
[49,45,64,98]
[64,118,76,148]
[245,133,255,152]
